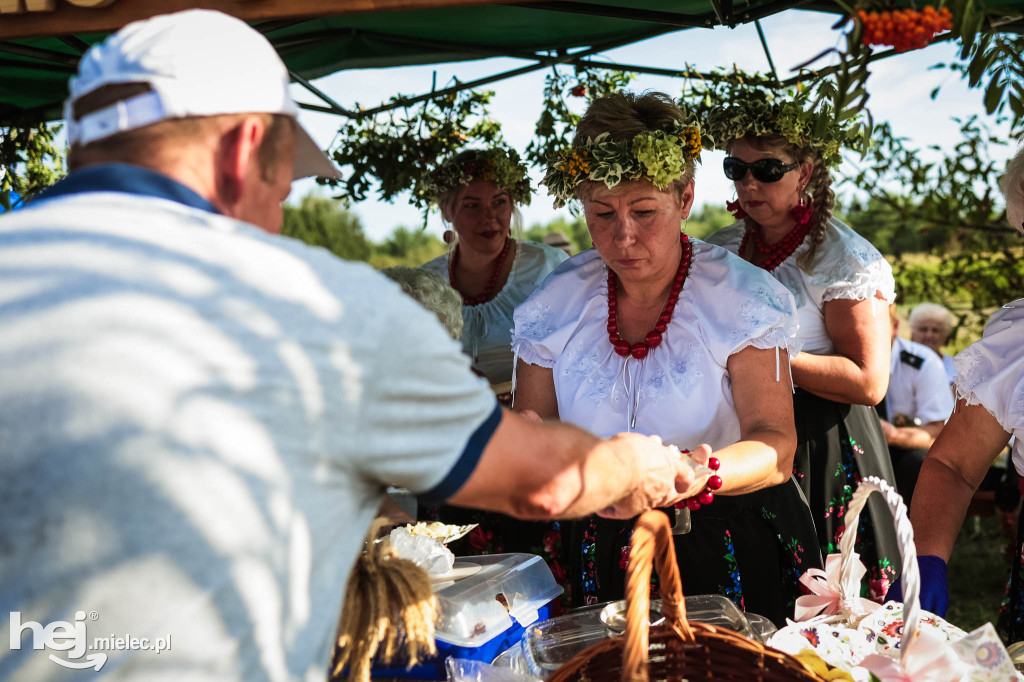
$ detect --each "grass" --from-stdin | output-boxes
[946,514,1013,637]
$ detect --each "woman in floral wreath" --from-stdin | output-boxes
[420,148,568,388]
[705,97,900,600]
[418,148,570,608]
[511,91,822,625]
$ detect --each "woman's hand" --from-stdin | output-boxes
[678,443,713,498]
[597,435,709,519]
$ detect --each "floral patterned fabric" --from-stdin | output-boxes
[793,391,901,600]
[562,485,821,626]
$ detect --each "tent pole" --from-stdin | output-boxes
[347,27,671,119]
[779,32,953,87]
[571,58,779,87]
[288,69,359,117]
[0,41,78,66]
[754,20,780,84]
[57,36,90,55]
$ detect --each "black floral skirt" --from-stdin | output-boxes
[998,502,1024,642]
[562,479,822,627]
[792,389,901,600]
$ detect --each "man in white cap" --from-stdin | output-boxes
[0,10,707,681]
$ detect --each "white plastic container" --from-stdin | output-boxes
[433,553,563,648]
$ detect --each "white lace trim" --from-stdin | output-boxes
[729,328,802,386]
[513,340,555,370]
[820,254,895,305]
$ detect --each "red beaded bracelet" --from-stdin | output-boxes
[674,453,722,511]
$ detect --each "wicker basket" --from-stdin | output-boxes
[837,476,922,663]
[546,510,826,682]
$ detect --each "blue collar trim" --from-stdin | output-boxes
[29,163,219,214]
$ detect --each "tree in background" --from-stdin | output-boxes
[1,122,64,211]
[838,115,1021,351]
[282,193,373,262]
[370,226,446,269]
[524,215,591,253]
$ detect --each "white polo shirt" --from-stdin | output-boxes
[887,336,955,425]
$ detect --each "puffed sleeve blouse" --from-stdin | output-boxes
[422,240,567,384]
[952,299,1024,473]
[511,240,800,450]
[706,217,896,355]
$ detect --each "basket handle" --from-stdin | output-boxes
[838,476,920,665]
[621,510,694,681]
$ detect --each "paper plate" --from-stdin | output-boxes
[429,561,482,583]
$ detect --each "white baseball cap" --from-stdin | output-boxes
[64,9,340,180]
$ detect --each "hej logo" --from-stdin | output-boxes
[9,611,107,671]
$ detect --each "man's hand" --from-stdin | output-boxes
[597,435,710,519]
[879,418,898,442]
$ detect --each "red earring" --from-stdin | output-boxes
[726,198,746,220]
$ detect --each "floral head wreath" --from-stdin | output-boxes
[420,147,532,208]
[541,119,710,209]
[702,95,863,169]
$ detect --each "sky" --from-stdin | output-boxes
[290,9,1013,243]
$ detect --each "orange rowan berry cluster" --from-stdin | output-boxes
[858,6,952,52]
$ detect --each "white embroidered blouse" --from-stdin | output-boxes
[422,240,567,384]
[510,241,799,449]
[952,299,1024,473]
[706,217,896,355]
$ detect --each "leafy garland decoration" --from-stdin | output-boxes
[525,67,638,171]
[325,86,504,211]
[541,119,709,209]
[419,147,532,207]
[686,70,870,167]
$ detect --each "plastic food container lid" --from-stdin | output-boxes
[522,594,759,676]
[433,553,563,648]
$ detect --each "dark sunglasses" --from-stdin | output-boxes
[723,156,799,183]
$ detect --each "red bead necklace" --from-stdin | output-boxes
[737,201,813,272]
[449,237,512,306]
[606,233,692,360]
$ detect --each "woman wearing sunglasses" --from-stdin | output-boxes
[511,92,822,625]
[706,98,900,601]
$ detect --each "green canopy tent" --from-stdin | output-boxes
[3,0,1012,125]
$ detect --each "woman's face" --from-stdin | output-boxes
[729,137,813,231]
[584,179,694,288]
[448,178,513,255]
[910,318,950,354]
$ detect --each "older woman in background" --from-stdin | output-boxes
[909,302,957,384]
[382,266,464,340]
[705,96,899,599]
[421,148,567,389]
[512,92,821,625]
[897,147,1024,640]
